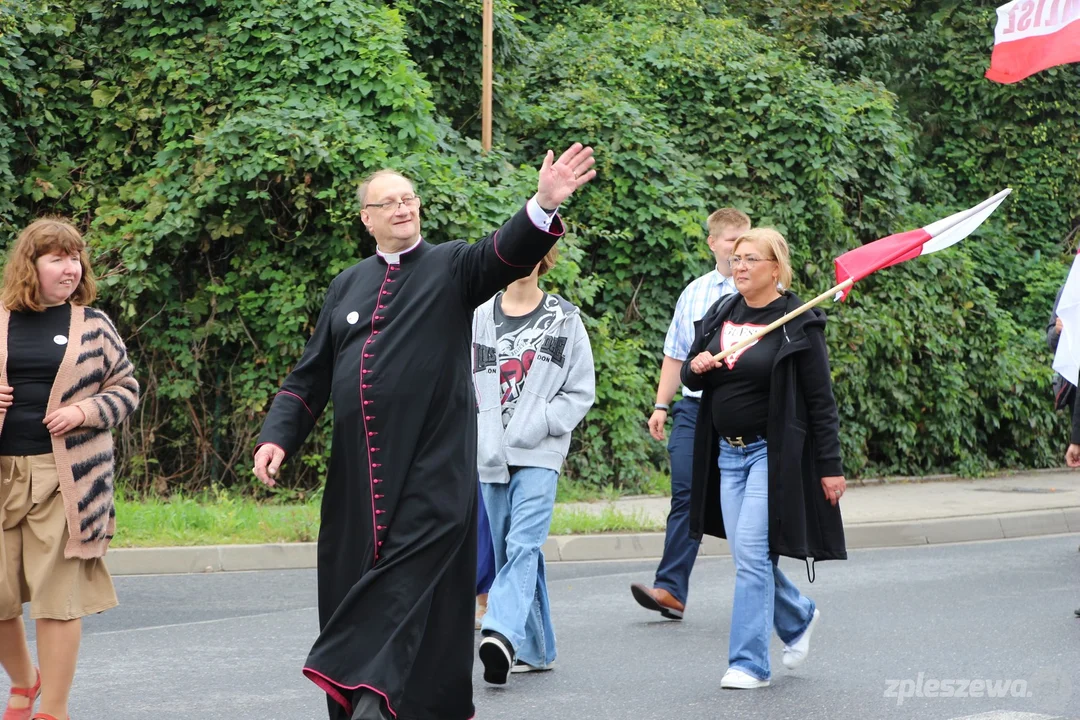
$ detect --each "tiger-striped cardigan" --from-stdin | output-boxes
[0,304,140,559]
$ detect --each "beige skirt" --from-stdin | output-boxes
[0,453,117,620]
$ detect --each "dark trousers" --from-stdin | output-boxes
[477,478,496,595]
[349,690,393,720]
[652,398,701,605]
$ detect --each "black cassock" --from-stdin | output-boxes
[257,206,563,720]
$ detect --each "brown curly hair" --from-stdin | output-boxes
[2,218,97,312]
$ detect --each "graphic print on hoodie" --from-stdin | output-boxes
[494,292,562,426]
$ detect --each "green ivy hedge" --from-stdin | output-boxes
[0,0,1076,495]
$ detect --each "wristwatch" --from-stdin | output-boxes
[654,403,670,412]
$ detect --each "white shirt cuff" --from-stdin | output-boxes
[526,196,558,231]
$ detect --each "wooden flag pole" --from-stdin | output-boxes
[481,0,493,152]
[711,278,854,363]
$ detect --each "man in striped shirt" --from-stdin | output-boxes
[630,207,751,620]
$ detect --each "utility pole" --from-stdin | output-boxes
[482,0,493,152]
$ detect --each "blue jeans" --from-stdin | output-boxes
[719,438,815,680]
[653,398,701,605]
[476,479,496,595]
[480,467,559,667]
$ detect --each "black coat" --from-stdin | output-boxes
[684,291,847,562]
[257,206,563,720]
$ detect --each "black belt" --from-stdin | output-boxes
[723,435,766,448]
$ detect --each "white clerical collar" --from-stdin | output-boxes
[376,236,423,265]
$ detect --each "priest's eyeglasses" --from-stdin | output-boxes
[364,195,422,212]
[728,255,776,270]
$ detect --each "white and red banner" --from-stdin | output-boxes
[985,0,1080,84]
[834,189,1012,300]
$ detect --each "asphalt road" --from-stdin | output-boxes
[25,535,1080,719]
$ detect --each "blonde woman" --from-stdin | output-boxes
[684,228,846,689]
[0,219,139,720]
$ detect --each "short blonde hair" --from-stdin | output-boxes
[707,207,751,236]
[733,228,793,291]
[538,245,559,277]
[2,218,97,312]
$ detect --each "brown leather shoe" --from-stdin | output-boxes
[630,582,685,620]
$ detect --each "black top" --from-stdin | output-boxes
[683,291,846,562]
[0,303,71,456]
[705,295,785,437]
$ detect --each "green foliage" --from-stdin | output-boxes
[391,0,525,134]
[717,0,1079,473]
[504,0,920,486]
[1,0,1076,500]
[830,242,1061,477]
[1,0,535,492]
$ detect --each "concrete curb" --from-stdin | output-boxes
[852,466,1079,486]
[105,542,318,576]
[104,507,1080,576]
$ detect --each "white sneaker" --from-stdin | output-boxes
[720,668,770,689]
[782,608,820,670]
[511,660,555,673]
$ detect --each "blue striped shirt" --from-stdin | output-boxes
[663,268,738,398]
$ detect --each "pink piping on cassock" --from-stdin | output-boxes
[360,263,394,567]
[303,667,400,719]
[492,212,565,267]
[276,390,316,421]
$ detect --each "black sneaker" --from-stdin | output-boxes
[479,631,514,685]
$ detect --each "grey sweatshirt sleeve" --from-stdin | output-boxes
[545,316,596,436]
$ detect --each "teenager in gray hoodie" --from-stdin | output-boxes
[471,245,595,685]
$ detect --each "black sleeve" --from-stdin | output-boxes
[256,281,338,458]
[1070,388,1080,445]
[797,325,844,478]
[680,319,709,392]
[450,205,565,310]
[1049,284,1065,351]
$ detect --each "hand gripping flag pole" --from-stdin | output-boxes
[711,189,1013,364]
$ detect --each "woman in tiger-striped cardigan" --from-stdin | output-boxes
[0,219,139,720]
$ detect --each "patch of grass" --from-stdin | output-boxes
[638,469,671,497]
[112,487,321,548]
[555,479,618,503]
[109,482,668,548]
[555,470,671,503]
[549,506,664,535]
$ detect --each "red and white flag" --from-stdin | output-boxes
[834,189,1012,301]
[985,0,1080,84]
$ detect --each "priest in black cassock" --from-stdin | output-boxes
[252,143,597,720]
